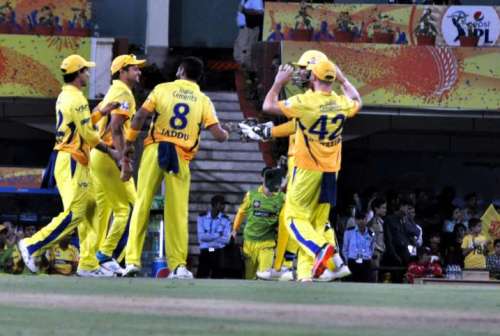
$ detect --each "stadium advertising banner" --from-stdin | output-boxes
[0,167,43,188]
[0,34,91,97]
[0,0,91,35]
[264,2,500,47]
[282,41,500,110]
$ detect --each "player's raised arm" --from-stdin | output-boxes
[262,64,294,116]
[336,67,363,111]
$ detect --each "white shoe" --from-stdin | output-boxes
[77,267,115,278]
[168,265,193,279]
[100,259,124,276]
[316,265,351,282]
[256,268,282,281]
[279,269,295,281]
[122,264,140,277]
[18,239,38,273]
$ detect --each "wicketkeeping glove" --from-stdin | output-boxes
[238,119,274,142]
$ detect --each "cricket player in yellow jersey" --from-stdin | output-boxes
[121,57,229,278]
[86,54,145,275]
[241,51,344,281]
[262,59,362,280]
[18,55,122,276]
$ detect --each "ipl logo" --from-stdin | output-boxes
[442,6,500,46]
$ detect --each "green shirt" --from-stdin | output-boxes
[238,187,285,242]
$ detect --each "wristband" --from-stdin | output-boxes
[125,128,140,142]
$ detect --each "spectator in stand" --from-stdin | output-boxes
[406,246,443,284]
[233,0,264,68]
[486,239,500,280]
[196,195,232,278]
[462,218,489,269]
[428,232,444,266]
[408,204,423,248]
[443,206,465,233]
[46,235,79,276]
[342,211,375,283]
[383,198,418,283]
[367,197,386,282]
[443,223,466,268]
[463,193,481,227]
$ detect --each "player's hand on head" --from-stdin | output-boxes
[274,64,294,85]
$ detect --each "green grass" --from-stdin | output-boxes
[1,275,499,336]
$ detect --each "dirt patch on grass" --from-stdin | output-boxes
[0,292,497,332]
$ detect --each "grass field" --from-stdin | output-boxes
[0,276,499,336]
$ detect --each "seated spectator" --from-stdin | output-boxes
[428,232,444,265]
[463,193,482,227]
[46,235,79,276]
[486,239,500,280]
[196,195,232,278]
[461,218,489,269]
[342,211,375,283]
[406,247,443,283]
[442,206,465,233]
[443,223,466,268]
[367,197,386,282]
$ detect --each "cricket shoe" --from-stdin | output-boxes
[122,264,141,277]
[77,267,115,278]
[18,239,38,273]
[315,265,351,282]
[167,265,193,279]
[279,268,295,281]
[256,268,282,281]
[312,244,335,279]
[100,259,125,276]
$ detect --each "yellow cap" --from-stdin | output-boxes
[60,55,95,74]
[111,54,146,75]
[0,224,5,233]
[293,50,328,70]
[312,59,337,82]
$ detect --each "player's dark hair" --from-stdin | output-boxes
[371,197,386,211]
[179,56,204,82]
[112,64,133,80]
[62,67,87,83]
[494,239,500,247]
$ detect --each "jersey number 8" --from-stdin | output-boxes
[170,103,190,130]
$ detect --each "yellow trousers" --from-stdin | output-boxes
[243,239,276,280]
[89,149,136,262]
[285,167,338,279]
[24,151,97,271]
[125,143,190,271]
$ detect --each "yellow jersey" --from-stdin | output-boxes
[278,90,360,172]
[47,244,79,275]
[141,79,219,161]
[96,80,136,146]
[54,85,100,165]
[462,234,487,269]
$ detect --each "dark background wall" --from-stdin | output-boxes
[169,0,239,48]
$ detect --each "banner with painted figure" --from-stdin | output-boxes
[0,0,91,35]
[264,2,500,47]
[0,34,91,97]
[282,41,500,110]
[481,204,500,251]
